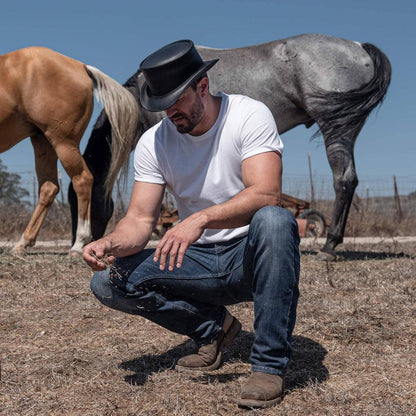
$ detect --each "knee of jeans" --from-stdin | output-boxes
[251,205,297,235]
[90,270,112,300]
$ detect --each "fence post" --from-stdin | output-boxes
[116,177,126,214]
[32,176,37,208]
[393,175,402,222]
[308,151,315,204]
[58,169,65,205]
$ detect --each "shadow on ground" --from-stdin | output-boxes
[120,332,328,392]
[301,250,414,261]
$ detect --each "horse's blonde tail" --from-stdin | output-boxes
[85,65,139,198]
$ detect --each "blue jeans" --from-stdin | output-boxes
[91,206,300,375]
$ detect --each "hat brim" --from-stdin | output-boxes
[139,59,219,112]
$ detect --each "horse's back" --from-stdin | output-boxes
[281,34,374,91]
[199,34,374,91]
[197,34,376,132]
[1,47,90,92]
[0,47,94,150]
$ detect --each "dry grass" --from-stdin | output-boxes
[0,204,72,242]
[313,195,416,238]
[1,240,415,416]
[2,194,416,245]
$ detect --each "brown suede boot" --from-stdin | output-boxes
[175,312,241,372]
[238,371,285,409]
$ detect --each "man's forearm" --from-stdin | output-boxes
[191,185,280,231]
[104,216,155,257]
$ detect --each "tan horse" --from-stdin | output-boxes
[0,47,138,255]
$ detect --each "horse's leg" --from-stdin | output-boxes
[317,139,358,261]
[68,179,114,244]
[55,143,94,255]
[12,134,59,255]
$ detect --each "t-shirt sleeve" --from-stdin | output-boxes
[133,131,166,185]
[239,99,284,161]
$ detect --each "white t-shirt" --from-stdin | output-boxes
[134,93,284,244]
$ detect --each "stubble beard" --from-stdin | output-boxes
[170,96,204,134]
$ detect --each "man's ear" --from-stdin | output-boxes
[199,77,209,97]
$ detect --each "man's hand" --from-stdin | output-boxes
[153,215,205,271]
[82,237,115,271]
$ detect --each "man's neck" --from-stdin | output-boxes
[189,94,222,136]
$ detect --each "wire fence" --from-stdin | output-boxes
[282,174,416,201]
[10,168,416,208]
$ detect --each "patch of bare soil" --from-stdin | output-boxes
[1,242,415,415]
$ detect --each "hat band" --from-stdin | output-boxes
[145,59,204,97]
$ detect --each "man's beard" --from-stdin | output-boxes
[169,96,204,134]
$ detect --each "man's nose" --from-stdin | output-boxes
[165,105,176,117]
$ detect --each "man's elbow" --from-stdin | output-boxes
[263,190,281,207]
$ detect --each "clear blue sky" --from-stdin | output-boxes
[1,0,415,190]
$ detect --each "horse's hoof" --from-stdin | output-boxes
[316,251,337,262]
[11,245,26,256]
[68,250,82,257]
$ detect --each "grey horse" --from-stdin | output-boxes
[69,33,391,260]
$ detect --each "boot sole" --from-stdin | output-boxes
[238,375,285,409]
[175,317,242,372]
[237,395,283,409]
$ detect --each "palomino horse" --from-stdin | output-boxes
[69,34,391,261]
[0,47,138,255]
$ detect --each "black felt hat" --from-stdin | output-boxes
[139,40,219,112]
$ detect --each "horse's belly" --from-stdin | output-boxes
[0,114,34,153]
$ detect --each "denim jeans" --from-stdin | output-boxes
[91,206,300,375]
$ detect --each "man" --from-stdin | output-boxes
[83,40,300,409]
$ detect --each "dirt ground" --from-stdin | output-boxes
[1,240,415,415]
